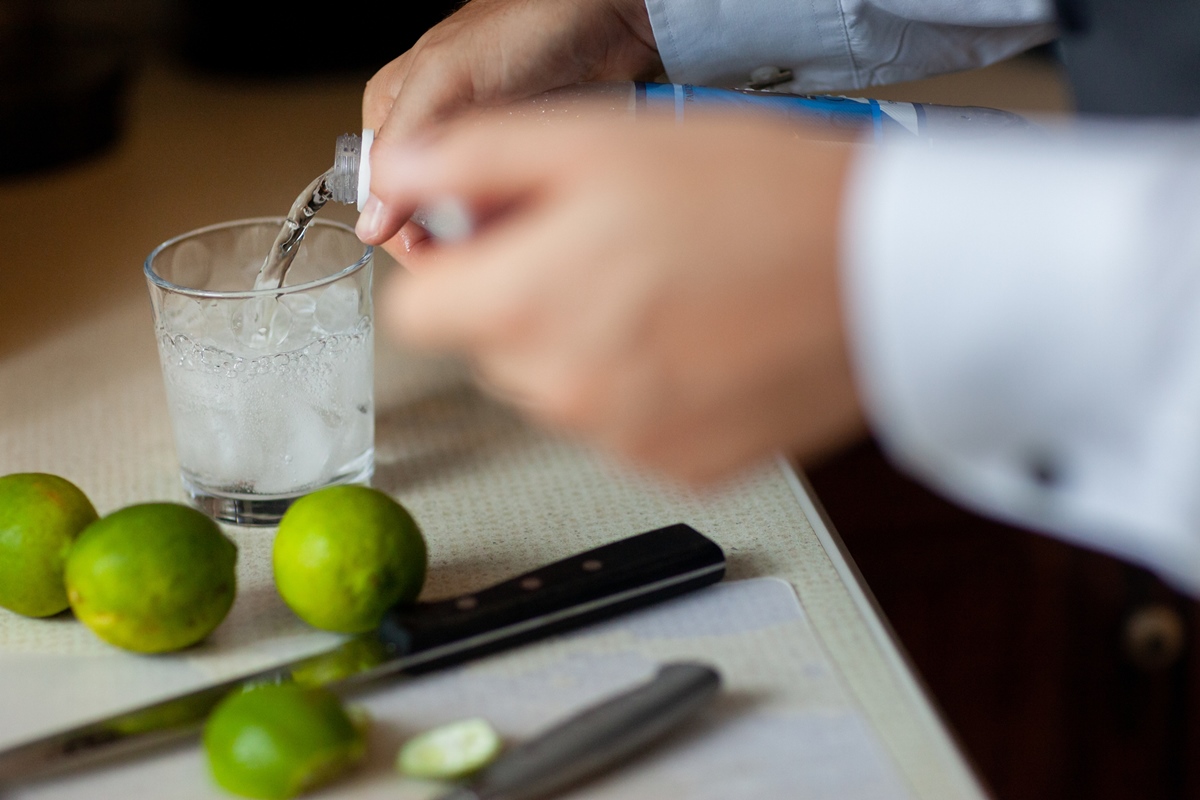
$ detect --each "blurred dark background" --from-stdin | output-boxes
[170,0,459,77]
[3,4,1197,799]
[0,0,460,176]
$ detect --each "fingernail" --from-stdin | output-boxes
[355,194,385,242]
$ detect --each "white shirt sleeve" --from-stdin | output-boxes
[842,120,1200,596]
[644,0,1059,92]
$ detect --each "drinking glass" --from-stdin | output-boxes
[145,218,374,526]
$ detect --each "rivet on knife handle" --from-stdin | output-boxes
[376,523,727,671]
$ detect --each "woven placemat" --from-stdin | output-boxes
[0,285,984,799]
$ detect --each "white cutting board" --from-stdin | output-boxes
[0,578,912,800]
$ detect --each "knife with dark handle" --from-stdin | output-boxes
[440,662,721,800]
[0,524,725,789]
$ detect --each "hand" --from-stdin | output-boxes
[361,0,664,258]
[362,109,868,486]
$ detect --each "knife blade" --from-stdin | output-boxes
[0,523,725,789]
[440,661,722,800]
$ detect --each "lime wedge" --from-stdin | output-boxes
[396,717,502,781]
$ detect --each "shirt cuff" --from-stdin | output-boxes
[645,0,856,89]
[644,0,1057,92]
[841,121,1200,594]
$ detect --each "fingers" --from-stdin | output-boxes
[355,194,416,246]
[396,220,435,258]
[362,51,413,133]
[375,44,479,146]
[367,113,616,217]
[367,0,540,147]
[369,219,456,274]
[362,18,483,147]
[379,207,552,351]
[363,0,665,147]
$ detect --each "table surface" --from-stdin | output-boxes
[0,60,1012,799]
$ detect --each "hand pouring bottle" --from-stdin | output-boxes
[327,81,1031,237]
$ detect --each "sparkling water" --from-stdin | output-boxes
[256,169,335,290]
[256,134,361,291]
[156,282,374,498]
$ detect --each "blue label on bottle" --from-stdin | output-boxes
[634,82,911,142]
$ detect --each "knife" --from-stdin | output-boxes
[439,661,722,800]
[0,523,725,788]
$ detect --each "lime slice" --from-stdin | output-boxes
[396,717,502,781]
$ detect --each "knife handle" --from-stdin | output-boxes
[447,662,722,800]
[378,524,725,670]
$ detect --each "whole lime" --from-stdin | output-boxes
[65,503,237,653]
[204,682,366,800]
[0,473,99,617]
[273,486,426,634]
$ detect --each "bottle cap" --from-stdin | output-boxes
[329,133,361,205]
[357,129,374,212]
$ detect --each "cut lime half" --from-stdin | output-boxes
[396,717,502,781]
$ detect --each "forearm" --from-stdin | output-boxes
[842,120,1200,594]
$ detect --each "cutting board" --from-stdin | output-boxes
[1,578,912,799]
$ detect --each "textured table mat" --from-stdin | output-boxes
[0,290,985,799]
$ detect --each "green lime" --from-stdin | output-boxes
[273,486,426,634]
[0,473,99,617]
[204,682,367,800]
[396,717,502,781]
[64,503,237,653]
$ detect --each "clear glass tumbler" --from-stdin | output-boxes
[145,218,374,526]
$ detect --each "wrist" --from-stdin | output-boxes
[603,0,665,79]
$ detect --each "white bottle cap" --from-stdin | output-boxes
[357,128,374,212]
